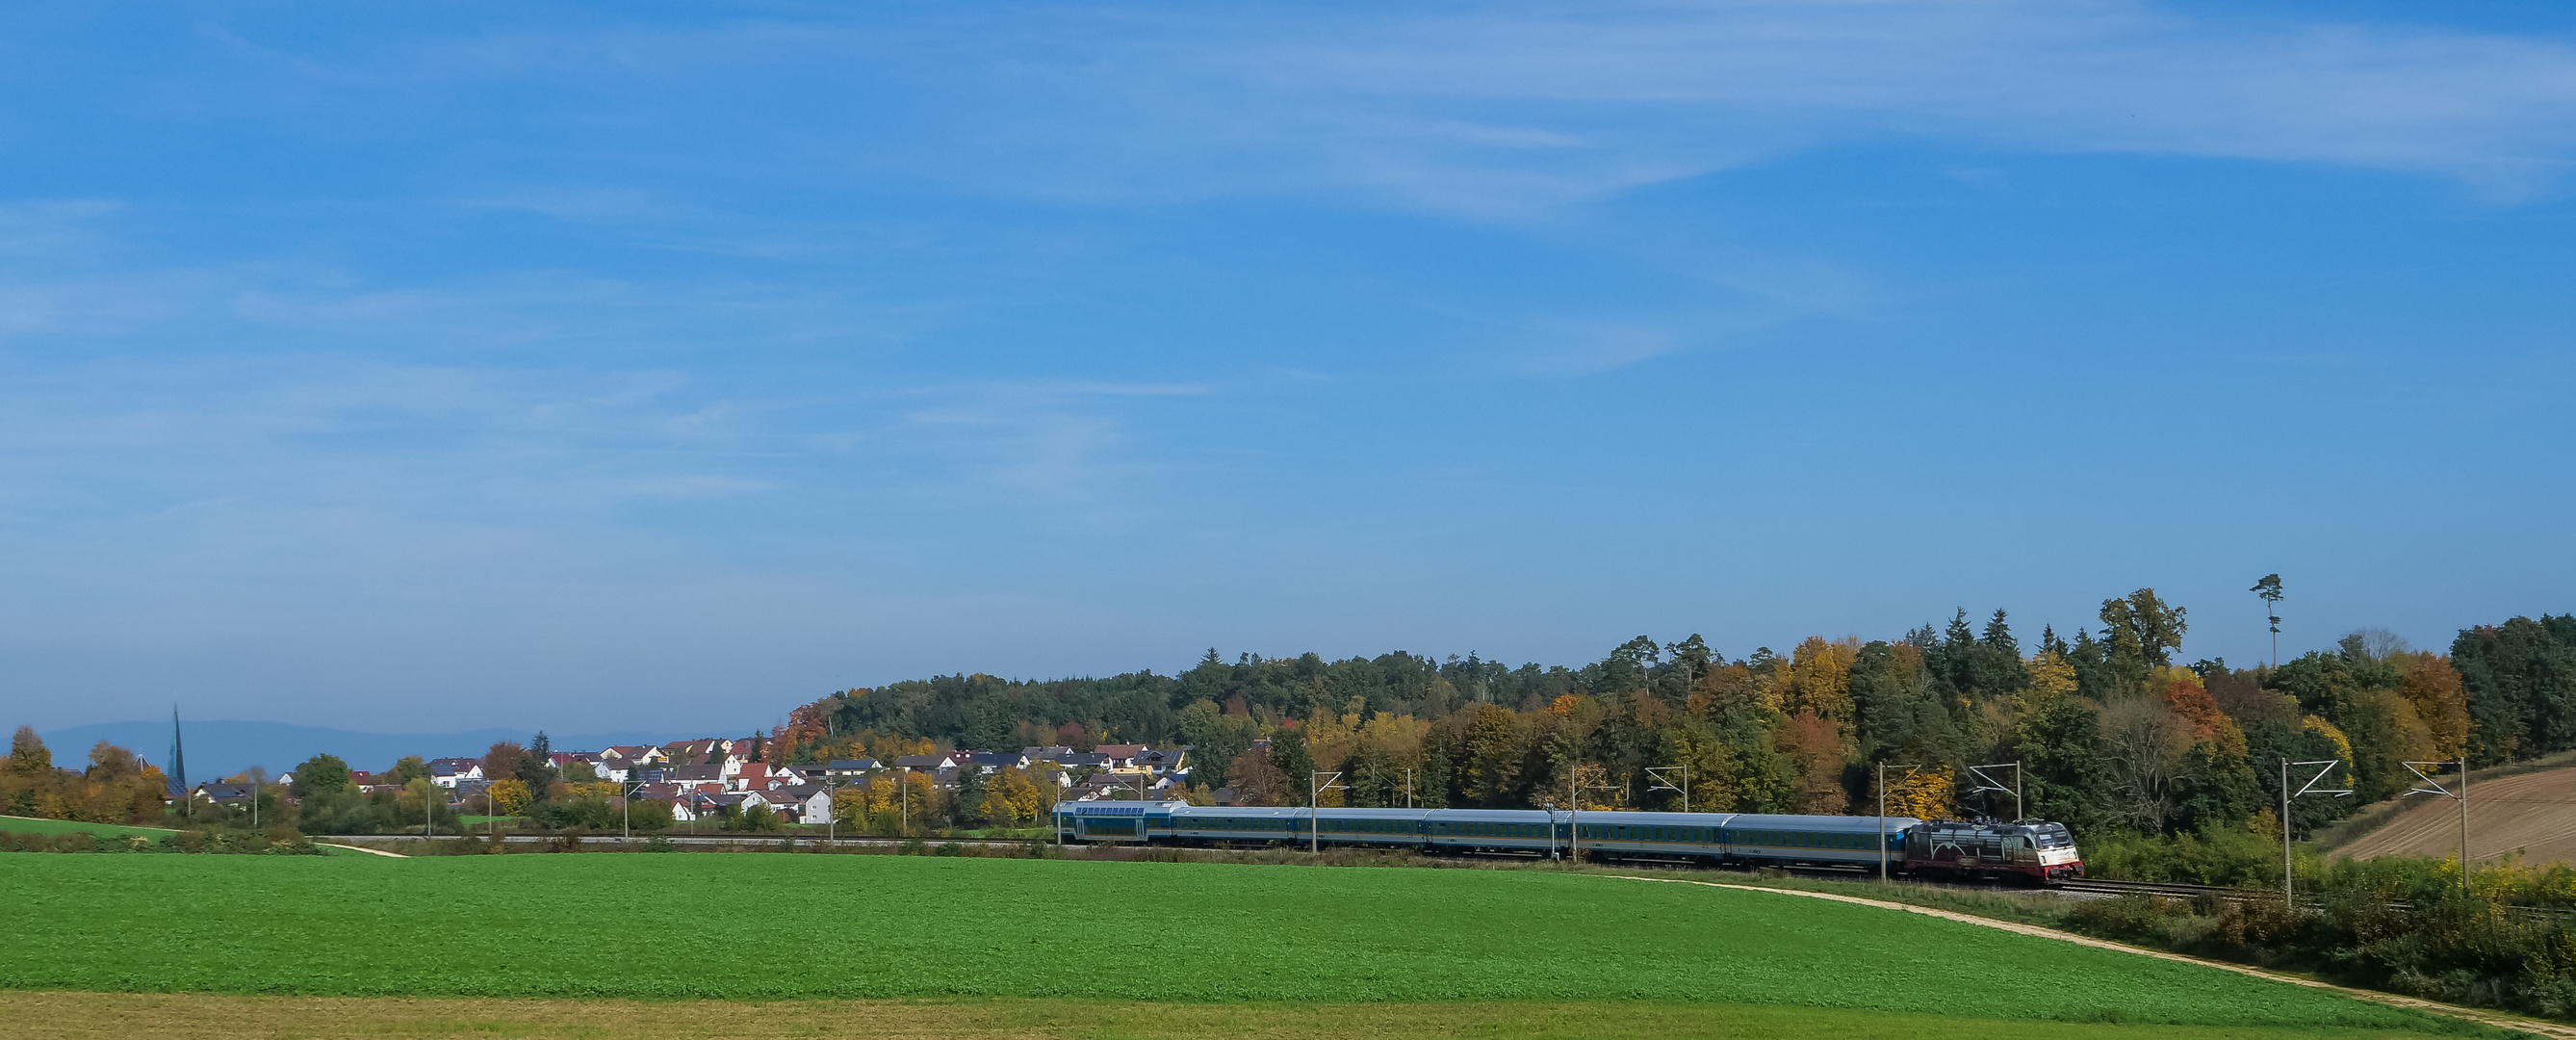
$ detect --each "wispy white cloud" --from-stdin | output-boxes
[345,0,2573,211]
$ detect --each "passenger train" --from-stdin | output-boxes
[1052,802,2084,884]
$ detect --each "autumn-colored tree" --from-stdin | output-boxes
[84,741,140,780]
[1776,710,1847,814]
[1553,761,1619,812]
[1460,702,1524,807]
[486,778,535,815]
[2155,666,2229,743]
[979,767,1045,823]
[8,726,51,774]
[2397,652,2471,759]
[1225,746,1290,806]
[832,785,870,823]
[1876,763,1956,819]
[1785,637,1858,723]
[2302,715,2357,791]
[483,741,528,787]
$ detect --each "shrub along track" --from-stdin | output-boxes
[1601,874,2576,1040]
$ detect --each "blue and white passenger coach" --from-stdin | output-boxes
[1052,802,2082,882]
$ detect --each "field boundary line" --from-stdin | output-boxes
[1600,874,2573,1038]
[317,842,405,858]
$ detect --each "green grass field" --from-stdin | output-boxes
[0,852,2477,1034]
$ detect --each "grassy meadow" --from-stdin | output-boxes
[0,853,2499,1035]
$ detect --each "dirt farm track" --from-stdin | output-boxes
[2338,766,2576,866]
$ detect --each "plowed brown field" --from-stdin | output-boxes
[2338,766,2576,865]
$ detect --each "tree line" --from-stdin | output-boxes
[771,590,2576,848]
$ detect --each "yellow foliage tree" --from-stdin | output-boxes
[832,785,869,823]
[2022,649,2076,714]
[987,767,1044,823]
[486,778,533,815]
[2397,652,2472,759]
[1878,764,1956,819]
[1785,637,1858,722]
[2303,715,2357,789]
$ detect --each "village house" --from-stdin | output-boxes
[729,762,788,792]
[427,758,483,789]
[550,751,604,778]
[965,750,1029,773]
[668,763,724,790]
[190,781,256,805]
[600,744,665,768]
[1072,772,1181,801]
[743,784,833,823]
[1092,744,1148,772]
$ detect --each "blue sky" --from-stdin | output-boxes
[3,1,2571,734]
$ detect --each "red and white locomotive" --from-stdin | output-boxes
[1901,819,2085,883]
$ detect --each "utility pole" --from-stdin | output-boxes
[2282,758,2351,904]
[1567,767,1615,865]
[2405,755,2472,897]
[1403,767,1415,809]
[1310,771,1345,854]
[1878,763,1919,883]
[1967,762,2022,821]
[899,766,911,837]
[1647,765,1688,814]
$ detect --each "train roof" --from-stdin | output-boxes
[1052,801,1191,814]
[1171,805,1431,819]
[1716,813,1926,831]
[1152,806,1928,831]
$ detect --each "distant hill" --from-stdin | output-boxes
[37,720,688,783]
